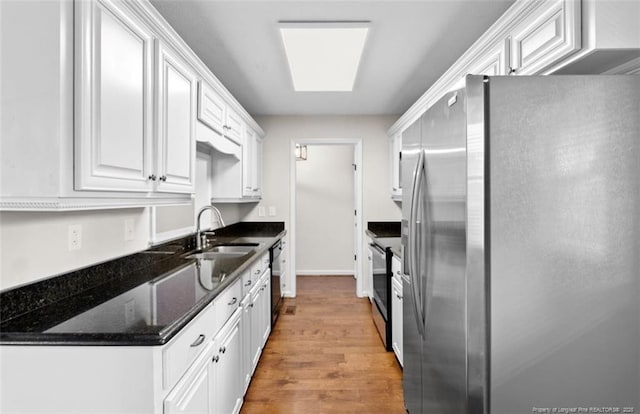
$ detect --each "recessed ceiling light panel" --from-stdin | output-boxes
[279,22,369,92]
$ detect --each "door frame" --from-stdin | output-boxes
[288,138,364,297]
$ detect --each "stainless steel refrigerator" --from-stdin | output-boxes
[401,75,640,414]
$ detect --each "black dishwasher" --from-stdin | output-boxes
[269,240,283,326]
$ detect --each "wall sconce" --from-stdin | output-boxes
[295,144,308,161]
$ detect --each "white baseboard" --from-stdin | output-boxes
[296,270,354,276]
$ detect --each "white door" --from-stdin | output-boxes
[156,41,196,193]
[75,0,154,192]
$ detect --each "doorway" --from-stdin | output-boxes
[289,139,364,298]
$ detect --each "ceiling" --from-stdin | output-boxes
[150,0,515,116]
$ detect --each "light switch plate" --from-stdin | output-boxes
[258,206,266,217]
[268,206,276,216]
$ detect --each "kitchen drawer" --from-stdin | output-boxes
[214,279,241,333]
[241,270,253,297]
[391,255,402,283]
[249,252,269,283]
[163,301,216,390]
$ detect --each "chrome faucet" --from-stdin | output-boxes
[195,205,225,250]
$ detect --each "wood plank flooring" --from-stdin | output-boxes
[241,276,405,414]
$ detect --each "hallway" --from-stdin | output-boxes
[241,276,405,414]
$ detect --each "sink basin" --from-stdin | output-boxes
[208,245,257,254]
[185,251,246,260]
[183,243,260,260]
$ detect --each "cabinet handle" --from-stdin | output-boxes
[212,355,219,363]
[255,269,261,275]
[228,297,237,306]
[148,174,157,181]
[160,175,167,182]
[190,334,205,347]
[245,280,252,286]
[396,294,403,300]
[508,66,517,75]
[249,303,254,308]
[220,346,226,354]
[396,271,401,276]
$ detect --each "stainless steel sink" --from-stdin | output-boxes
[183,243,260,260]
[185,251,246,260]
[208,245,257,254]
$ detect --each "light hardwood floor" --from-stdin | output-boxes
[241,275,405,414]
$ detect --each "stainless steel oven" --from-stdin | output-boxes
[370,242,392,350]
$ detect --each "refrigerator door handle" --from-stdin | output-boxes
[409,149,426,337]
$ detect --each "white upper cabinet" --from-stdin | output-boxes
[390,132,402,200]
[75,0,154,192]
[0,0,263,210]
[197,81,226,135]
[467,38,510,77]
[156,41,197,193]
[197,81,245,145]
[242,128,263,199]
[509,0,581,75]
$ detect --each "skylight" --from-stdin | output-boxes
[279,22,369,92]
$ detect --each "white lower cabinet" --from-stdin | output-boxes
[210,309,242,414]
[391,276,404,367]
[391,256,403,366]
[0,270,276,414]
[164,343,214,414]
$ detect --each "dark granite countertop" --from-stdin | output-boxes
[0,222,285,346]
[366,221,401,259]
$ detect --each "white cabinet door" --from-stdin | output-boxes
[75,0,154,192]
[242,129,254,197]
[240,295,252,394]
[164,346,213,414]
[509,0,581,75]
[211,310,242,414]
[224,107,244,145]
[390,132,402,200]
[260,271,271,347]
[254,136,263,198]
[242,129,263,199]
[156,41,196,193]
[249,283,263,373]
[391,276,403,367]
[467,38,509,77]
[197,81,226,135]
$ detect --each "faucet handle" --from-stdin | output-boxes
[200,233,209,248]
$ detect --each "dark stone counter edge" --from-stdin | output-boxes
[0,222,286,346]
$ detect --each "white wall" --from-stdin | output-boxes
[296,145,354,275]
[0,209,149,291]
[245,115,402,296]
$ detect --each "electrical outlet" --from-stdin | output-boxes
[124,219,135,241]
[268,206,276,216]
[258,206,266,217]
[124,299,135,327]
[68,224,82,251]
